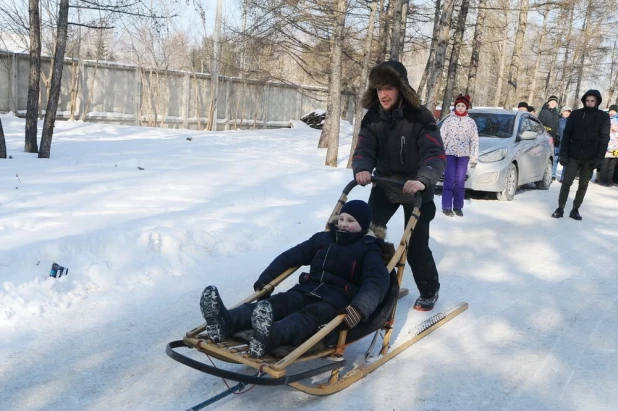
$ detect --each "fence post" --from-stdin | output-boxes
[134,66,140,126]
[11,52,18,114]
[224,78,231,130]
[263,83,269,129]
[183,73,190,129]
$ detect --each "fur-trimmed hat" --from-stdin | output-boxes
[454,94,472,109]
[361,61,421,110]
[340,200,372,231]
[547,95,559,103]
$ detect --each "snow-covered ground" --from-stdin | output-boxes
[1,113,616,411]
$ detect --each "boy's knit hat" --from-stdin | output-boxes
[340,200,372,231]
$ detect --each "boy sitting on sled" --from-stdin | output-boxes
[200,200,392,358]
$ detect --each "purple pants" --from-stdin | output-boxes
[442,155,469,210]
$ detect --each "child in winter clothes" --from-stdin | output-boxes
[439,94,479,217]
[199,200,391,358]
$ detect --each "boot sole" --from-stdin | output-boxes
[250,301,273,358]
[199,286,226,343]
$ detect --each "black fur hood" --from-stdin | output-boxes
[361,61,421,110]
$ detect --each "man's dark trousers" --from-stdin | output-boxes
[368,185,440,296]
[559,157,596,209]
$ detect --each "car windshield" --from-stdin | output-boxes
[468,113,516,138]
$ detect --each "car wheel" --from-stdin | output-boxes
[535,159,553,190]
[496,163,518,201]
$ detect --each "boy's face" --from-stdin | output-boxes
[337,213,362,233]
[609,110,617,117]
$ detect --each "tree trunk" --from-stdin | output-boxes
[389,0,406,61]
[465,0,486,97]
[348,0,378,169]
[502,0,529,110]
[606,40,618,107]
[398,1,409,58]
[571,0,592,110]
[378,0,393,62]
[493,8,509,107]
[424,0,455,115]
[417,0,441,98]
[25,0,41,153]
[206,0,223,131]
[440,0,470,121]
[0,119,6,159]
[559,3,575,104]
[38,0,69,158]
[526,5,550,105]
[321,0,347,167]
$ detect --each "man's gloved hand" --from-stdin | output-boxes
[340,305,362,330]
[559,156,568,167]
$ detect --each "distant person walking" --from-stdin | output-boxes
[598,104,618,186]
[552,90,610,220]
[556,106,572,181]
[439,94,479,217]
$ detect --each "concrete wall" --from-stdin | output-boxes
[0,51,355,130]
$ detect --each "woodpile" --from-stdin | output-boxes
[300,110,326,129]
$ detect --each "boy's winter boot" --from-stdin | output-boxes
[551,207,564,218]
[199,286,231,343]
[453,208,464,217]
[414,290,439,311]
[249,300,274,358]
[569,208,582,221]
[443,209,454,217]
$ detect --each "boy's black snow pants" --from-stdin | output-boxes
[228,290,339,346]
[368,184,440,297]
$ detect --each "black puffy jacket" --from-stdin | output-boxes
[561,90,610,161]
[254,225,390,320]
[538,103,560,145]
[352,102,446,204]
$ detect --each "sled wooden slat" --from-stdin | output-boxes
[288,302,469,395]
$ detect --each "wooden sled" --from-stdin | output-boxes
[166,176,468,399]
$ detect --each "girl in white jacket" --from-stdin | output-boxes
[440,94,479,216]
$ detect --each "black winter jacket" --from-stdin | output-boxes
[352,102,446,203]
[254,226,390,320]
[561,93,610,161]
[538,104,561,145]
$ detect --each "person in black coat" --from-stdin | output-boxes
[538,95,561,147]
[552,90,610,220]
[352,60,446,311]
[199,200,391,358]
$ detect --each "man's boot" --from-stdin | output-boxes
[569,209,582,220]
[552,207,564,218]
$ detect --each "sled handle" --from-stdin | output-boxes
[342,176,422,207]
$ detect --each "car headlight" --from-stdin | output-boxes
[479,148,507,163]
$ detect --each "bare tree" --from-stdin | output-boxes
[440,0,470,121]
[389,0,407,61]
[502,0,529,110]
[424,0,455,114]
[465,0,486,97]
[0,119,6,159]
[348,0,379,168]
[418,0,441,99]
[571,0,593,110]
[38,0,69,158]
[526,4,550,105]
[25,0,41,153]
[318,0,348,168]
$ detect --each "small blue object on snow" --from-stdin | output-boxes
[49,262,68,278]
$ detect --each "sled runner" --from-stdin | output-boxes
[166,176,468,406]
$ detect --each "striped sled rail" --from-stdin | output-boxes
[166,177,468,402]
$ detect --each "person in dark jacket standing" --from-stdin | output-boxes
[199,200,391,358]
[538,95,561,148]
[352,60,446,311]
[552,90,610,220]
